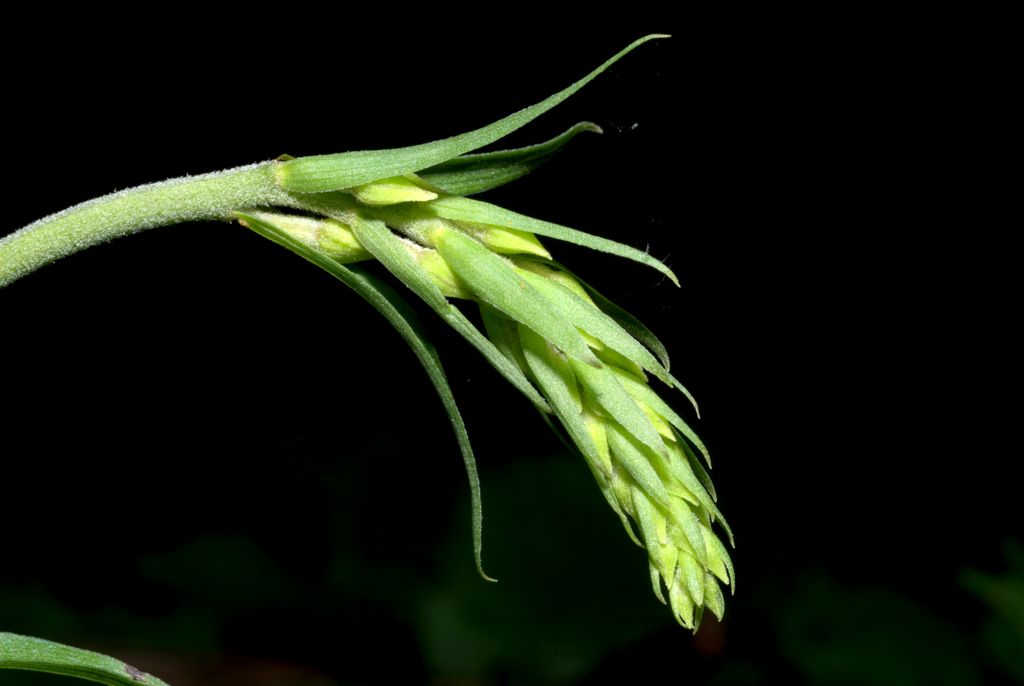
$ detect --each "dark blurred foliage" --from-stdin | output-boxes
[1,14,1018,686]
[962,543,1024,682]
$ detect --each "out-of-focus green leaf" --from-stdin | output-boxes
[777,574,980,686]
[961,542,1024,681]
[417,455,668,683]
[0,633,170,685]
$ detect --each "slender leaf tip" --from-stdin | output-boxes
[275,34,670,193]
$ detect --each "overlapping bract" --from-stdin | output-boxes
[470,259,735,629]
[243,174,733,628]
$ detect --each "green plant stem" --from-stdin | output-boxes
[0,162,297,287]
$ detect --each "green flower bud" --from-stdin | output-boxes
[349,175,438,206]
[453,220,550,258]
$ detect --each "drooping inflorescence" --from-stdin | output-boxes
[0,36,732,686]
[232,35,734,629]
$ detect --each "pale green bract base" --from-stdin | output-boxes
[0,33,730,685]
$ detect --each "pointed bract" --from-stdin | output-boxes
[276,35,667,193]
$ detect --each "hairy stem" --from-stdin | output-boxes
[0,162,298,287]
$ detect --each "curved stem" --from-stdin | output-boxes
[0,162,298,287]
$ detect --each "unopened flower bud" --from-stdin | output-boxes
[349,175,438,206]
[453,220,550,258]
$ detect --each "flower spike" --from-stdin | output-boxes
[239,35,731,628]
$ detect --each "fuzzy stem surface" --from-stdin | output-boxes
[0,162,297,287]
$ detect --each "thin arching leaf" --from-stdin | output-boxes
[428,196,679,286]
[0,632,170,685]
[238,211,494,580]
[277,35,667,193]
[418,121,602,196]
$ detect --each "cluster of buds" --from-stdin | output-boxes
[230,35,734,630]
[241,166,733,629]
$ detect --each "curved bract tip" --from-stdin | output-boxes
[276,34,669,194]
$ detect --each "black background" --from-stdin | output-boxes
[1,16,1018,686]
